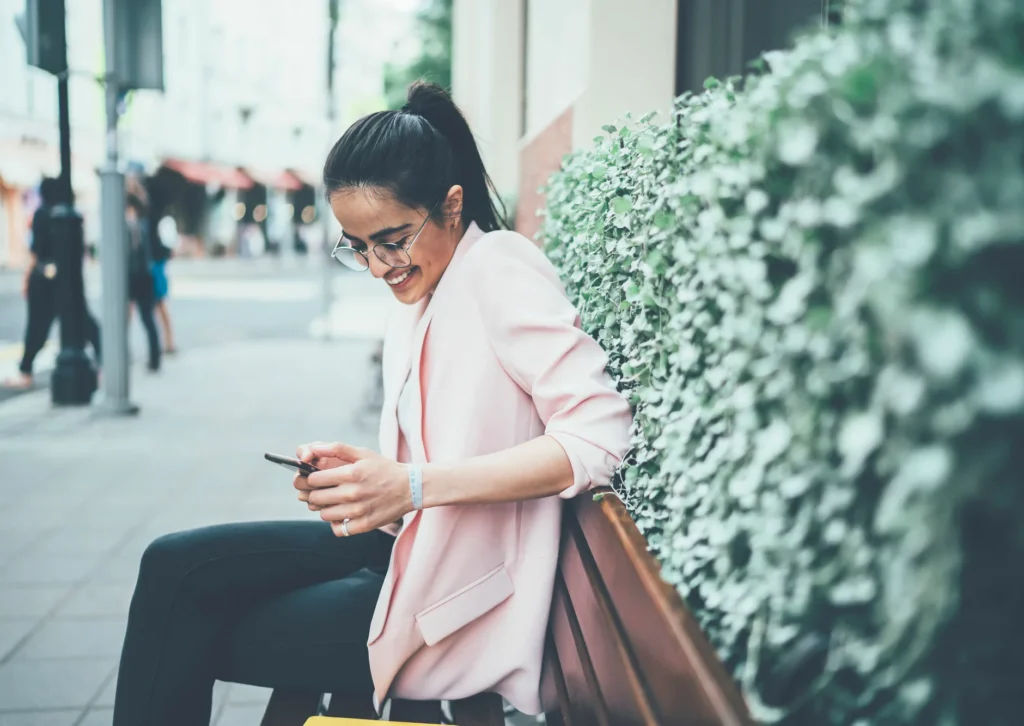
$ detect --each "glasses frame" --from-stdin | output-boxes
[330,201,440,272]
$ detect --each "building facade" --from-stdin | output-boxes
[0,0,352,267]
[452,0,830,242]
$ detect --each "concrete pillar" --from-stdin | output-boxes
[452,0,524,205]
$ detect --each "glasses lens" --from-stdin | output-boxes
[332,246,369,271]
[375,244,411,269]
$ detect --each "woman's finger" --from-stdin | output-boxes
[330,517,369,538]
[293,474,313,491]
[307,483,363,508]
[318,502,366,524]
[296,441,329,463]
[306,464,359,489]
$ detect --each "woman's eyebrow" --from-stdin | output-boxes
[345,223,414,246]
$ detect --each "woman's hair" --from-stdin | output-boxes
[322,82,508,233]
[126,194,148,217]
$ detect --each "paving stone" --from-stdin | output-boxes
[0,711,79,726]
[0,587,69,620]
[16,619,126,661]
[57,586,134,619]
[0,660,114,710]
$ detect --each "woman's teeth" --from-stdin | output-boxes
[387,269,413,286]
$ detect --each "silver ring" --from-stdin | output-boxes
[341,518,351,537]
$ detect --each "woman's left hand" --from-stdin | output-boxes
[304,442,413,537]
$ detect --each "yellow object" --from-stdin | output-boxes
[304,718,442,725]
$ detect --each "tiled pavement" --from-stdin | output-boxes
[0,338,382,725]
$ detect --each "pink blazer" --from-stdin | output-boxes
[367,223,633,714]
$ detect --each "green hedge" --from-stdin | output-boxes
[540,0,1024,723]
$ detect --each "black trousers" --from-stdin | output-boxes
[129,271,161,371]
[113,521,395,726]
[18,270,101,375]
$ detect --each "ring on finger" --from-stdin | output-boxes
[341,518,351,537]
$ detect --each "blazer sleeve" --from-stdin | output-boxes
[468,233,633,499]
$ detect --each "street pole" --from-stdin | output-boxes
[98,0,136,415]
[50,65,98,405]
[321,0,341,341]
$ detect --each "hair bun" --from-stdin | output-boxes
[404,81,452,117]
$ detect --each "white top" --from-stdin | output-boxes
[396,372,420,464]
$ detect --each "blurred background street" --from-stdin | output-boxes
[0,260,389,403]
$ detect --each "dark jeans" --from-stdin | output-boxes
[129,271,160,371]
[113,521,395,726]
[19,270,101,375]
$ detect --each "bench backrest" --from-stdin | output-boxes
[542,489,753,726]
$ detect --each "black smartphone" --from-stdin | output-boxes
[264,452,320,476]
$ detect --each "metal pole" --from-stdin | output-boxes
[98,0,137,415]
[320,0,340,341]
[50,68,97,405]
[57,71,73,204]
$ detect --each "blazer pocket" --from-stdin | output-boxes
[415,564,514,647]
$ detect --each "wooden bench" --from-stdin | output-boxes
[261,487,754,725]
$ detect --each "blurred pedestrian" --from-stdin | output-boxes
[126,194,161,372]
[152,213,178,354]
[3,177,101,389]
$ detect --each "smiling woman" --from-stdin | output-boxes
[323,81,508,304]
[110,81,633,726]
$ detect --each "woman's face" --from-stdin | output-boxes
[329,187,463,305]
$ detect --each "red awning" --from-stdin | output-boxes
[162,159,254,190]
[243,168,309,192]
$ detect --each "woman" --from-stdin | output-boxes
[3,177,101,390]
[112,82,632,725]
[125,194,161,372]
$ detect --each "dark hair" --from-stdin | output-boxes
[39,177,62,207]
[126,194,148,216]
[322,82,508,233]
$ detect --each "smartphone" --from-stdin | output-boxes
[264,452,320,476]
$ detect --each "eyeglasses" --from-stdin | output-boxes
[330,202,438,272]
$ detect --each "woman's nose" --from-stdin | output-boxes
[367,254,390,279]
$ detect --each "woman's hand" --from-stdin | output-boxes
[300,442,413,537]
[292,441,352,504]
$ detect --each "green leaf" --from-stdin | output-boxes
[612,196,632,215]
[654,210,675,230]
[602,124,617,134]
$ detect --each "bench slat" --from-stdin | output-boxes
[540,633,570,726]
[559,517,658,724]
[551,577,611,725]
[569,491,752,725]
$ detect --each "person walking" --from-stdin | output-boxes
[151,212,178,354]
[3,177,101,389]
[126,194,161,372]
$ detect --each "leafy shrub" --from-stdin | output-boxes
[540,0,1024,723]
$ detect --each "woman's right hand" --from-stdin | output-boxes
[294,441,352,510]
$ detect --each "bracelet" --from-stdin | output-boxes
[408,464,424,510]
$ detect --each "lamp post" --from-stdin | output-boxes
[16,0,98,404]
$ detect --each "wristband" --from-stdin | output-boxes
[408,464,424,511]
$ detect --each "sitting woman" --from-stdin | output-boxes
[112,82,633,726]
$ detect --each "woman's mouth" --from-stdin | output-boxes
[386,267,418,292]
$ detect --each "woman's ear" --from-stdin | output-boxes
[443,185,464,229]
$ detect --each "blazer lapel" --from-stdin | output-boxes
[377,222,487,461]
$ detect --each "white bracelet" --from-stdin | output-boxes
[408,464,423,510]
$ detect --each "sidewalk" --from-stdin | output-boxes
[0,337,382,726]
